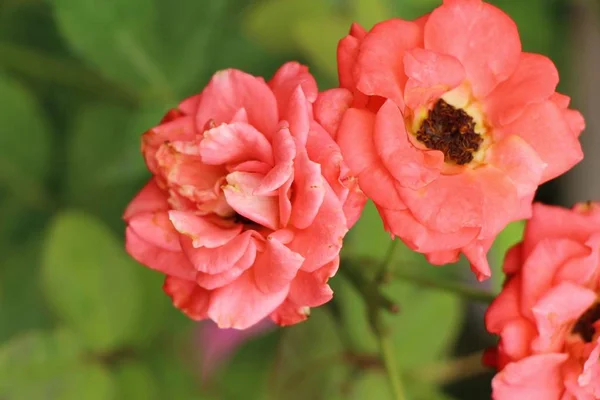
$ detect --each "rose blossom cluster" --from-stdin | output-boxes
[124,0,590,394]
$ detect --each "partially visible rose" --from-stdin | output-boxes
[124,62,366,330]
[485,202,600,399]
[315,0,584,280]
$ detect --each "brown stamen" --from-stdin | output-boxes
[572,302,600,343]
[416,99,482,165]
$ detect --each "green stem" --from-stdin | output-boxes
[0,41,138,105]
[377,330,406,400]
[376,239,399,283]
[409,351,489,385]
[393,270,496,304]
[341,261,399,313]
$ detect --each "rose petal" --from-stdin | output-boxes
[208,270,289,329]
[196,69,278,137]
[425,0,521,97]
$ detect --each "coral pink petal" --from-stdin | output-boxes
[290,150,326,229]
[485,53,559,126]
[488,135,546,199]
[473,166,519,239]
[403,48,466,109]
[425,249,461,265]
[531,281,597,353]
[195,240,257,290]
[337,108,405,209]
[123,179,169,220]
[554,234,600,286]
[523,204,600,257]
[181,231,255,274]
[270,300,310,326]
[374,100,443,189]
[200,122,273,165]
[491,353,568,400]
[269,61,318,110]
[378,206,479,252]
[496,100,583,183]
[255,126,296,195]
[289,259,338,307]
[196,69,278,136]
[564,109,585,137]
[397,172,483,233]
[462,239,493,280]
[223,172,280,230]
[254,238,304,293]
[208,270,290,329]
[520,238,590,319]
[128,211,181,251]
[284,86,312,147]
[288,187,347,272]
[498,318,537,360]
[337,24,365,90]
[126,227,196,280]
[485,276,523,333]
[503,243,523,275]
[314,88,354,138]
[425,0,521,98]
[178,94,201,115]
[355,19,423,108]
[168,211,242,248]
[163,276,210,320]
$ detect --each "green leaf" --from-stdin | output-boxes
[114,361,160,400]
[156,0,233,94]
[0,329,82,394]
[489,220,525,293]
[269,308,349,400]
[52,0,171,99]
[0,72,52,209]
[41,211,143,352]
[243,0,334,54]
[0,329,115,400]
[0,241,52,342]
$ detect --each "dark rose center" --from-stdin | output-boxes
[416,99,483,165]
[572,302,600,343]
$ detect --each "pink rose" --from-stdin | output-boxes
[124,62,366,330]
[485,202,600,399]
[315,0,584,279]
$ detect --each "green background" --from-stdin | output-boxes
[0,0,586,398]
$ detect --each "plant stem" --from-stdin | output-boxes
[409,351,490,385]
[341,261,399,314]
[0,41,138,105]
[376,239,399,283]
[393,270,497,304]
[377,330,406,400]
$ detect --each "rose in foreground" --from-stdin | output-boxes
[124,62,365,330]
[316,0,584,279]
[485,203,600,399]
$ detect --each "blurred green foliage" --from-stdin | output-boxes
[0,0,575,398]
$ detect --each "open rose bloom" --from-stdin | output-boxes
[485,203,600,399]
[316,0,584,279]
[124,62,365,330]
